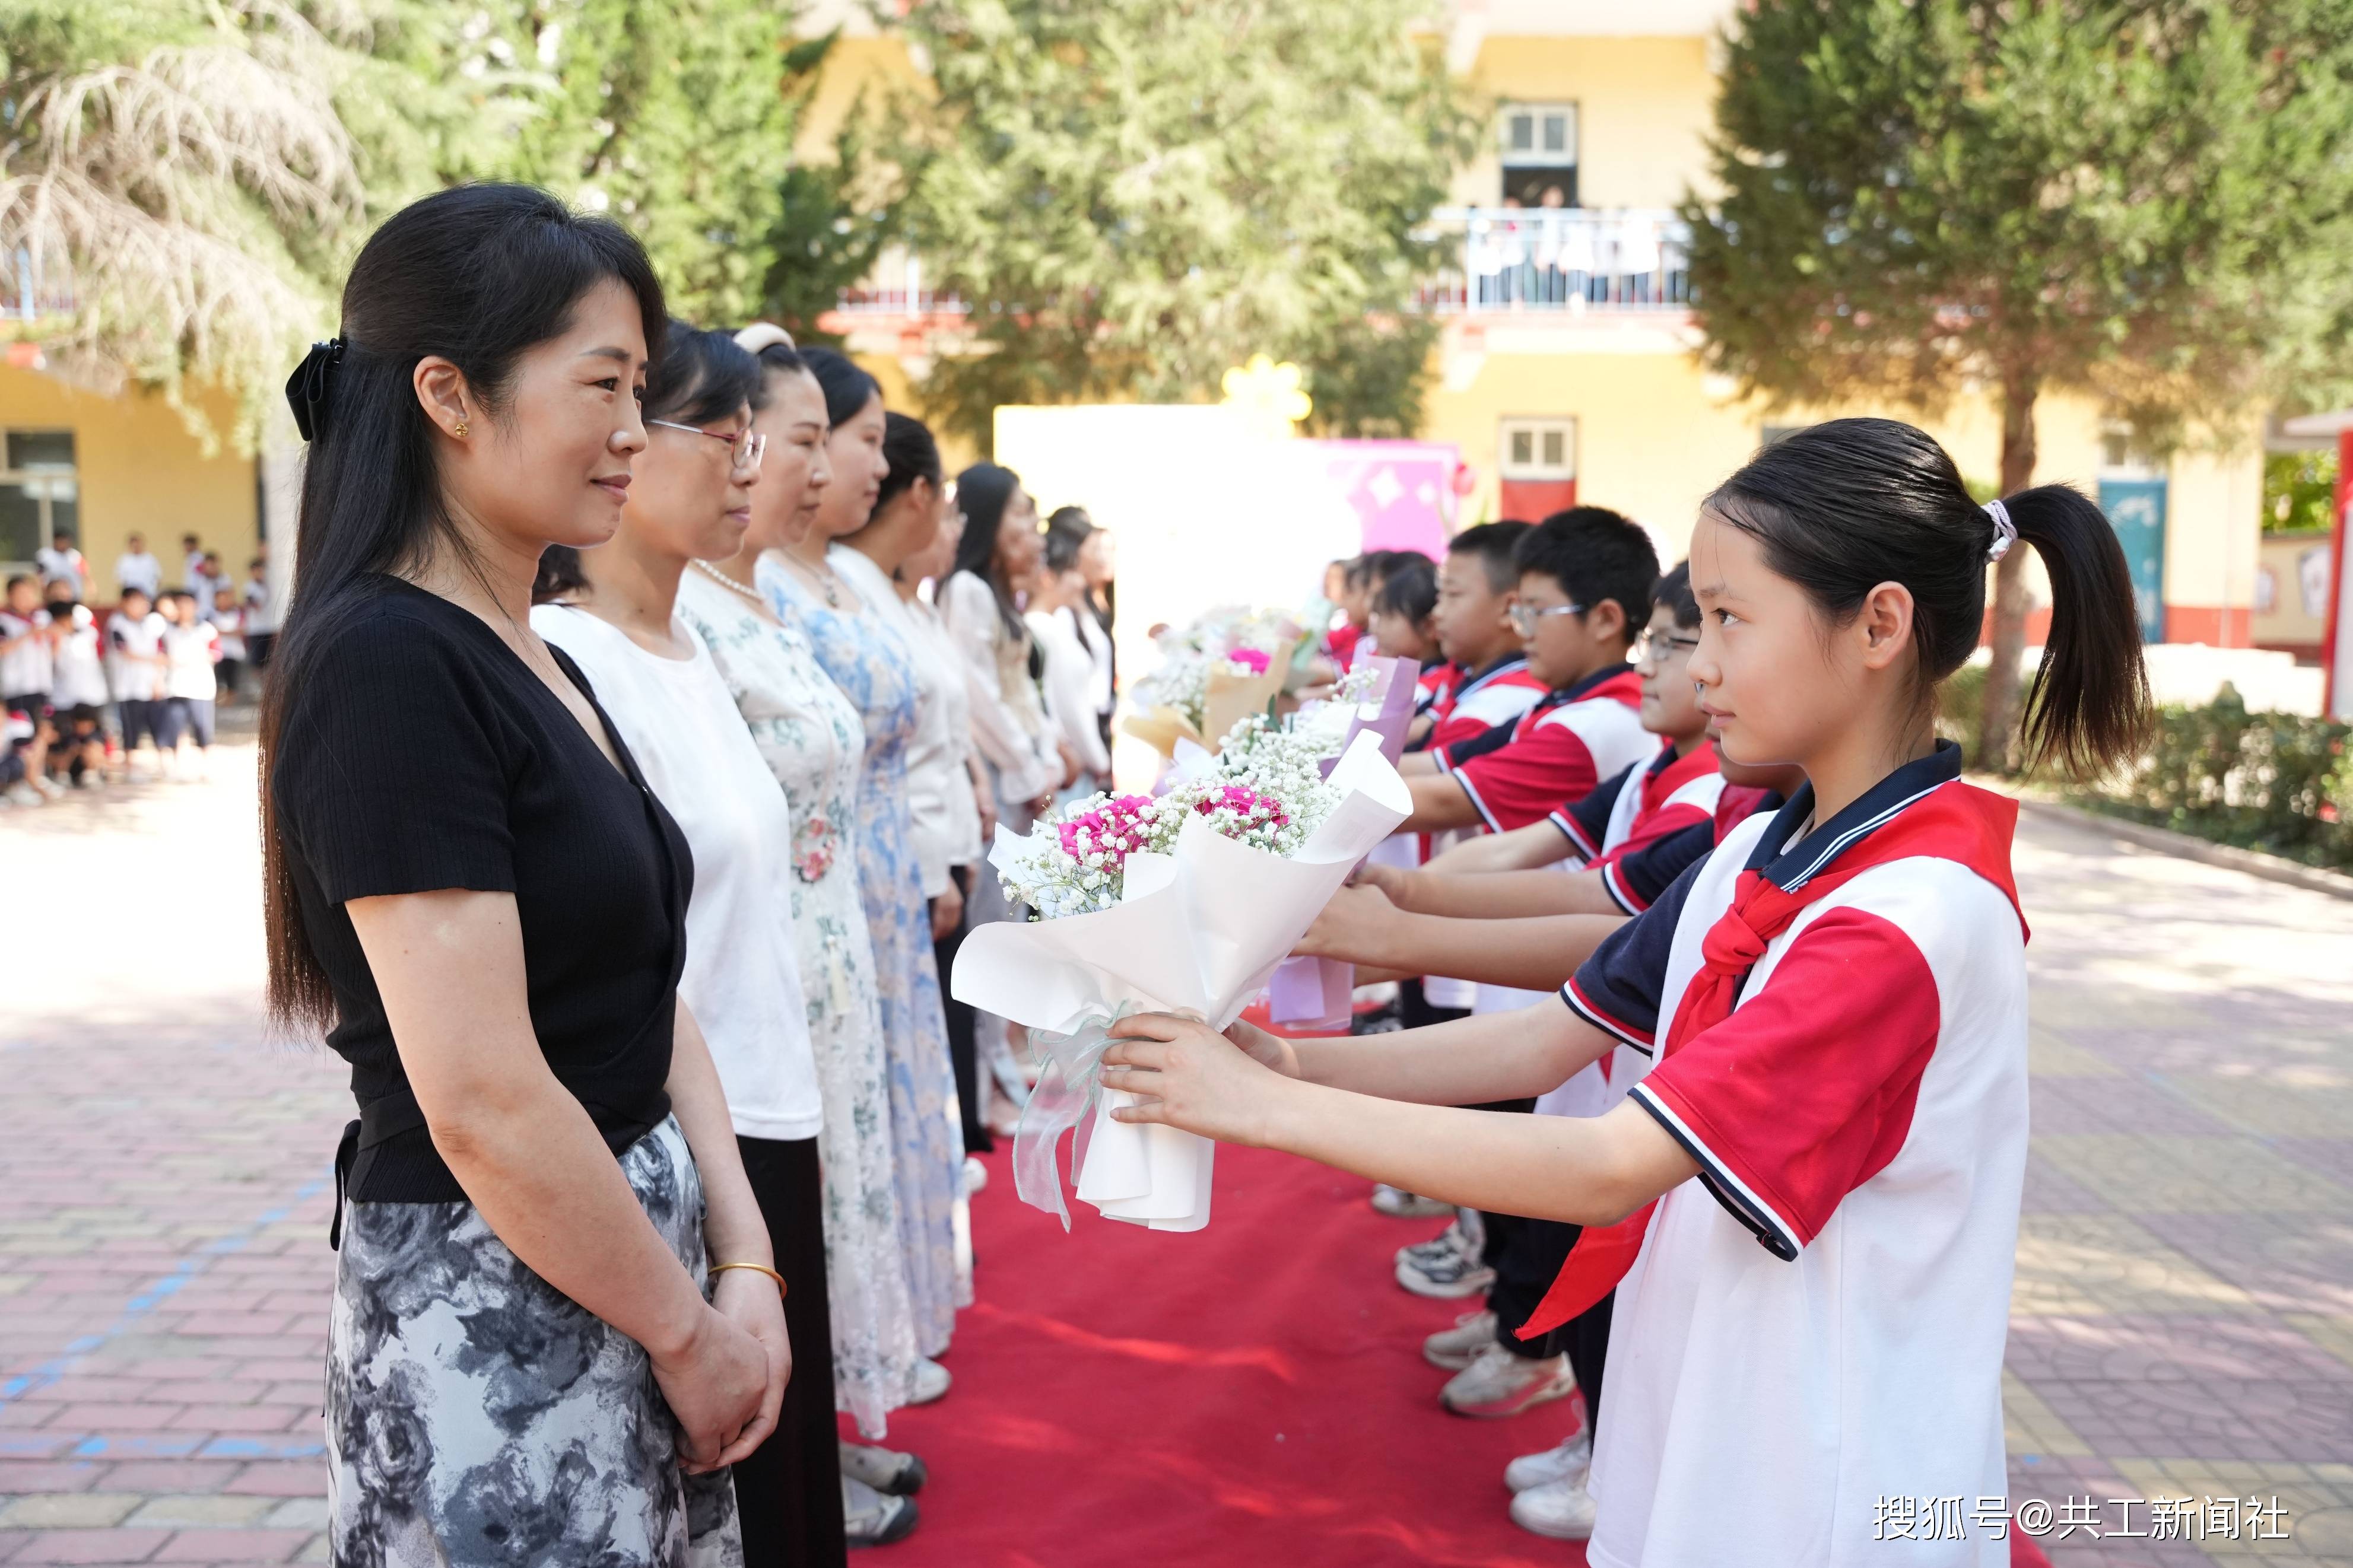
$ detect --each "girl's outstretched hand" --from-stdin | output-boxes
[1099,1012,1297,1147]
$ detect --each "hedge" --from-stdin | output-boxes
[1937,665,2353,872]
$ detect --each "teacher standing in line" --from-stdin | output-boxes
[260,185,783,1567]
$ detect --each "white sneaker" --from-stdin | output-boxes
[963,1154,988,1195]
[5,783,42,807]
[1371,1184,1452,1219]
[910,1355,951,1405]
[1439,1344,1577,1418]
[1396,1226,1495,1300]
[1504,1430,1592,1493]
[30,774,63,798]
[842,1473,919,1546]
[1510,1474,1598,1540]
[1422,1309,1499,1370]
[839,1439,926,1496]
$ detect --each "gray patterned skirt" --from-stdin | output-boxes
[326,1116,742,1567]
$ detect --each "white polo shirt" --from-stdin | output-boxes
[1564,750,2027,1567]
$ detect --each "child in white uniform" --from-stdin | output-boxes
[1100,418,2154,1566]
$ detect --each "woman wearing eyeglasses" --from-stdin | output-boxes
[532,322,846,1566]
[760,349,968,1404]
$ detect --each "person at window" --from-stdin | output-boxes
[259,184,784,1567]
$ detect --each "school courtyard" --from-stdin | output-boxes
[1,740,2349,1568]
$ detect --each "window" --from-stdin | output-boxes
[1500,418,1576,481]
[0,430,77,568]
[1500,103,1577,208]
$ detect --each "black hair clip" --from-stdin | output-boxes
[285,338,346,443]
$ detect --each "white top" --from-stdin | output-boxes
[1027,608,1113,778]
[36,546,85,589]
[1068,602,1114,716]
[49,605,110,707]
[115,552,163,599]
[213,604,247,662]
[534,603,824,1141]
[181,550,207,592]
[834,548,982,896]
[1577,803,2025,1568]
[0,609,52,696]
[243,574,280,635]
[161,620,219,700]
[939,571,1060,803]
[107,610,169,701]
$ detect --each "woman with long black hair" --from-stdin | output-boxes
[261,185,783,1565]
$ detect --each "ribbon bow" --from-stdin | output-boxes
[1012,1003,1143,1232]
[285,338,345,443]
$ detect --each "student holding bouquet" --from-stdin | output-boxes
[1103,418,2149,1567]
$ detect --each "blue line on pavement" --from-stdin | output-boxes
[0,1170,332,1404]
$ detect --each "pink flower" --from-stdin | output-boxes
[1056,794,1157,870]
[1227,647,1271,675]
[1194,783,1290,833]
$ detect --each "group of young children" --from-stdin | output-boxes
[1173,428,2142,1563]
[0,546,269,804]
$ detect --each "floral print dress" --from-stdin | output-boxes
[761,549,966,1356]
[675,566,922,1435]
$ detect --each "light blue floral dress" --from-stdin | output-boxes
[674,566,922,1435]
[761,549,964,1358]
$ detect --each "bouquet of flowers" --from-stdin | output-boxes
[1122,606,1309,759]
[954,726,1410,1232]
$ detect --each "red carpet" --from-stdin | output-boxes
[875,1023,2057,1568]
[875,1139,1584,1568]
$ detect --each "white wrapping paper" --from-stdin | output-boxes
[952,730,1411,1231]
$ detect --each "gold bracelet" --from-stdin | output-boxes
[709,1261,787,1298]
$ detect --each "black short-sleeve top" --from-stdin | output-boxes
[270,575,693,1203]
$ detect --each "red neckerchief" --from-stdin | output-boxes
[1517,778,2024,1338]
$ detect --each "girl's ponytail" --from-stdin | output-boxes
[1998,484,2152,777]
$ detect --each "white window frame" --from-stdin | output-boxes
[1500,103,1578,168]
[0,428,77,574]
[1500,418,1576,481]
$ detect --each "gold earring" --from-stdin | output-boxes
[453,417,470,438]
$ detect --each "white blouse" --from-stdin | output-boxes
[532,603,824,1142]
[1027,608,1112,779]
[833,546,984,897]
[939,570,1060,803]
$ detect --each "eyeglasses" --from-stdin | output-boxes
[648,419,766,473]
[1635,628,1702,663]
[1507,600,1586,637]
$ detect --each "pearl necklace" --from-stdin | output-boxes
[691,559,764,606]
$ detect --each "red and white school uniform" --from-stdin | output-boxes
[1556,742,2027,1567]
[1416,654,1551,1007]
[1435,665,1654,1020]
[1434,664,1650,837]
[1528,743,1728,1119]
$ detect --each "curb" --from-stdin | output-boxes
[2013,797,2353,904]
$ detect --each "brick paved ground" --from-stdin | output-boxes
[2,745,2348,1565]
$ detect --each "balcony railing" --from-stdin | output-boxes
[1416,207,1692,316]
[829,208,1694,324]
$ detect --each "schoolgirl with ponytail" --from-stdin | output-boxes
[1096,416,2148,1564]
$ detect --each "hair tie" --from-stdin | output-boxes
[285,338,345,443]
[734,322,796,355]
[1983,498,2017,562]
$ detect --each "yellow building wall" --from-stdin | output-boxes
[1422,344,2260,634]
[796,36,931,160]
[0,367,256,599]
[1457,36,1717,208]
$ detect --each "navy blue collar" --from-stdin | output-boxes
[1747,740,1965,891]
[1531,661,1635,714]
[1456,653,1530,698]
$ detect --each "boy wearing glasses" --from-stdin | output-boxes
[1394,509,1658,840]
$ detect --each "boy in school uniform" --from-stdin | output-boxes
[43,596,112,788]
[157,589,221,778]
[0,574,58,804]
[108,587,170,777]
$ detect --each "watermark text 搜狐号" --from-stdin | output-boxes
[1873,1493,2291,1542]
